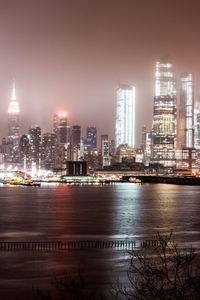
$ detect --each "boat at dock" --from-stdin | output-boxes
[20,181,41,187]
[2,178,40,187]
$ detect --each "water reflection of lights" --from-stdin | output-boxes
[114,183,141,237]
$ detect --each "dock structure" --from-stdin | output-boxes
[123,175,200,185]
[0,239,165,251]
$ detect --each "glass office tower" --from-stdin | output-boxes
[115,84,135,150]
[179,73,194,148]
[152,61,177,166]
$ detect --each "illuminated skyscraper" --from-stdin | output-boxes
[19,133,31,170]
[141,125,147,152]
[194,102,200,149]
[101,134,111,167]
[115,84,135,149]
[86,126,97,149]
[7,81,20,162]
[53,113,68,144]
[109,140,115,157]
[71,125,81,147]
[41,133,57,170]
[29,125,41,172]
[53,113,71,168]
[179,73,194,148]
[71,125,81,161]
[152,61,177,166]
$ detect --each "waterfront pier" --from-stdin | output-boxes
[123,175,200,185]
[0,239,165,251]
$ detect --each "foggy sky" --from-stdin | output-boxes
[1,0,200,146]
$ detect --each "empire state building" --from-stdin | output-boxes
[7,81,20,162]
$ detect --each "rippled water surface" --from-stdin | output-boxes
[0,183,200,299]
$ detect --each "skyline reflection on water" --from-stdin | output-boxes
[0,183,200,244]
[0,183,200,242]
[0,183,200,299]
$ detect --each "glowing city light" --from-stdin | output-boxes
[115,84,135,149]
[8,81,19,114]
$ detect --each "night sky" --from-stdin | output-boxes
[1,0,200,146]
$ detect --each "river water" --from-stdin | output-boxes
[0,182,200,299]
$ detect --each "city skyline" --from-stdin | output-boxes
[1,2,200,299]
[2,58,200,144]
[1,0,200,145]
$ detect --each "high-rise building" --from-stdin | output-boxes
[53,113,71,168]
[115,144,136,163]
[1,138,7,156]
[109,140,115,157]
[194,102,200,149]
[141,125,147,152]
[0,137,8,164]
[115,84,135,149]
[152,61,177,166]
[41,133,57,170]
[86,126,97,149]
[53,113,68,144]
[7,81,20,162]
[71,125,81,147]
[101,134,111,167]
[79,138,85,160]
[179,73,194,148]
[71,125,81,161]
[19,133,31,171]
[144,132,152,166]
[29,125,41,172]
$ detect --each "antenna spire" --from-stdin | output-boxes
[11,79,16,101]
